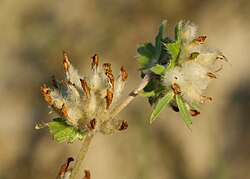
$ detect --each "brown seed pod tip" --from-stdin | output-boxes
[201,95,212,101]
[102,63,112,72]
[61,103,68,118]
[41,84,52,104]
[119,120,128,131]
[121,66,128,81]
[62,51,70,71]
[193,36,207,44]
[80,78,91,98]
[89,118,97,130]
[171,83,181,94]
[91,54,99,69]
[206,72,217,79]
[83,170,91,179]
[105,89,113,109]
[57,157,74,178]
[189,109,200,116]
[189,52,200,60]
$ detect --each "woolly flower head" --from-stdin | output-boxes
[40,52,128,136]
[163,21,228,114]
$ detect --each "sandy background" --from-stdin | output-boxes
[0,0,250,178]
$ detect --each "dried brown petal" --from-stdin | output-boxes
[189,52,200,60]
[83,170,91,179]
[189,109,200,116]
[88,118,97,130]
[102,63,112,72]
[41,84,52,105]
[80,78,91,99]
[63,51,70,71]
[61,103,68,118]
[105,89,113,110]
[171,83,181,94]
[121,66,128,81]
[193,36,207,44]
[91,54,99,70]
[201,95,212,101]
[206,72,217,79]
[119,120,128,131]
[57,157,74,179]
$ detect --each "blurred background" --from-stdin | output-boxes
[0,0,250,178]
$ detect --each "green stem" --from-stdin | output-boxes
[70,134,94,179]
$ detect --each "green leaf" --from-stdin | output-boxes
[135,56,152,70]
[175,94,192,129]
[165,21,183,69]
[47,118,85,143]
[139,91,155,97]
[150,90,174,123]
[137,43,156,59]
[155,20,167,60]
[150,64,166,75]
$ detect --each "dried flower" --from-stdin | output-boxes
[40,52,128,142]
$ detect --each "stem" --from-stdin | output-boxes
[110,74,151,118]
[70,134,94,179]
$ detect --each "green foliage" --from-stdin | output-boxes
[150,90,174,123]
[47,118,85,143]
[150,64,166,75]
[164,21,183,69]
[175,95,192,129]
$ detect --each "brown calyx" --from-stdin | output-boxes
[57,157,74,179]
[103,63,115,89]
[83,170,91,179]
[61,103,68,118]
[206,72,217,79]
[88,118,97,130]
[189,52,200,60]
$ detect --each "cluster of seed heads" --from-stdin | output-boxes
[41,52,128,134]
[163,22,229,116]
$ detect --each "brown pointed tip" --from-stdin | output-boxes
[171,83,181,94]
[206,72,217,79]
[61,103,68,118]
[80,78,91,99]
[189,109,200,116]
[88,118,97,130]
[201,95,213,101]
[57,157,74,178]
[105,89,113,110]
[121,66,128,81]
[83,170,91,179]
[193,36,207,44]
[119,120,128,131]
[35,123,46,129]
[62,51,70,71]
[217,53,232,67]
[189,52,200,60]
[91,54,99,70]
[41,84,52,105]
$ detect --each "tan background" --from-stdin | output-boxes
[0,0,249,178]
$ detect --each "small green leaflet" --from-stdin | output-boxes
[165,21,183,69]
[138,91,155,97]
[175,94,192,129]
[155,20,166,60]
[137,43,156,59]
[47,118,85,143]
[150,64,166,75]
[150,90,174,123]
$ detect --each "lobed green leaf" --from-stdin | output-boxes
[47,118,85,143]
[155,20,167,60]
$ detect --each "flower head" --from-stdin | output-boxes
[41,52,128,136]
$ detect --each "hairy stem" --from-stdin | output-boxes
[70,74,151,179]
[70,134,94,179]
[110,74,151,118]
